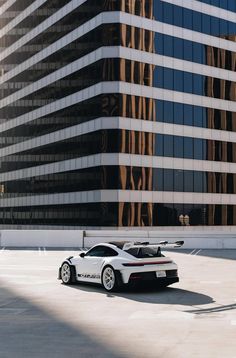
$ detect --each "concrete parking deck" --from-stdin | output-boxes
[0,248,235,358]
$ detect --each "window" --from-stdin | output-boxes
[184,105,193,126]
[174,170,184,192]
[127,247,163,258]
[164,101,173,123]
[184,137,193,158]
[174,136,183,157]
[164,169,174,191]
[164,135,174,157]
[85,245,118,257]
[156,134,164,156]
[193,106,203,127]
[174,103,184,125]
[103,247,118,257]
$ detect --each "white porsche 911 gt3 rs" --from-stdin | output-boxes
[58,240,184,291]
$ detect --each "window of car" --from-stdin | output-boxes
[85,246,118,257]
[126,247,164,258]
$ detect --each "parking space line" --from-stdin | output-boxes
[43,247,47,256]
[189,249,197,255]
[194,249,202,255]
[38,247,41,256]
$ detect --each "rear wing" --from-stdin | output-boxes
[123,240,184,251]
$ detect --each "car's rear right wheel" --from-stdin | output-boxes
[102,266,119,292]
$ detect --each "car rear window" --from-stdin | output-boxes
[126,247,164,258]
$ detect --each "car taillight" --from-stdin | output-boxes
[122,260,172,267]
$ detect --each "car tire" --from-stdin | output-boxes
[60,262,76,285]
[101,265,121,292]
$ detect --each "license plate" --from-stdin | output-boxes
[156,270,166,278]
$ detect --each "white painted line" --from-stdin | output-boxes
[189,249,197,255]
[43,247,47,256]
[194,249,202,256]
[38,247,41,256]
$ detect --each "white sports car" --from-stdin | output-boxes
[58,240,184,291]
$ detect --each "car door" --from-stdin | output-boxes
[76,245,107,283]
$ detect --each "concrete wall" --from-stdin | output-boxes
[0,230,84,248]
[0,229,236,248]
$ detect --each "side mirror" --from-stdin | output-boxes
[80,252,85,258]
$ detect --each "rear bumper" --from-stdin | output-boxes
[121,264,178,284]
[128,270,179,286]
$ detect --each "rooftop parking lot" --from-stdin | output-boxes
[0,248,235,358]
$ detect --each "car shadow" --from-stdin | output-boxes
[65,282,214,306]
[185,303,236,315]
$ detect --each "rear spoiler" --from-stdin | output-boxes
[123,240,184,251]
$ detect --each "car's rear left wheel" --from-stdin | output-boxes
[61,262,75,285]
[102,266,119,292]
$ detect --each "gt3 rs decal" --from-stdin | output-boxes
[78,273,101,279]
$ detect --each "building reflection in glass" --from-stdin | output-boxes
[205,36,236,225]
[118,0,155,226]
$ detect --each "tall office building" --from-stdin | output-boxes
[0,0,236,228]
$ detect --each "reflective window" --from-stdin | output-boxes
[198,1,233,12]
[2,166,235,196]
[154,32,236,72]
[164,169,174,191]
[1,201,236,227]
[2,130,236,175]
[153,0,236,40]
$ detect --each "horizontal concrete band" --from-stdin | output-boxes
[1,81,236,137]
[0,0,47,40]
[1,152,236,182]
[1,10,236,87]
[2,45,236,110]
[163,0,236,22]
[2,116,236,160]
[0,190,236,207]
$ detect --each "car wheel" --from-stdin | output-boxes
[102,266,119,292]
[60,262,75,285]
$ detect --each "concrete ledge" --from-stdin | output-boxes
[0,229,236,249]
[0,230,84,248]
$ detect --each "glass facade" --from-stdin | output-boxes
[2,167,236,197]
[0,0,236,228]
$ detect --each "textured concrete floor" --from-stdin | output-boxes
[0,248,235,358]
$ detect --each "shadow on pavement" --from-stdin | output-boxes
[185,303,236,315]
[0,283,126,358]
[67,283,214,306]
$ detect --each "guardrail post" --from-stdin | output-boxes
[82,230,86,249]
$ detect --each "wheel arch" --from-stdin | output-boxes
[101,264,124,288]
[60,261,77,284]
